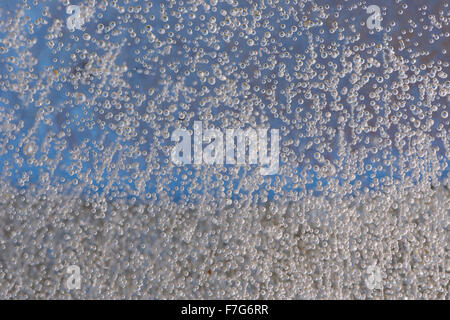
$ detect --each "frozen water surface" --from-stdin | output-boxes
[0,0,448,299]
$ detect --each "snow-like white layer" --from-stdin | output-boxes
[0,186,447,299]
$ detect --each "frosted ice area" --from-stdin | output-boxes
[0,0,448,299]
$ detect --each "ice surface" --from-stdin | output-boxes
[0,0,448,299]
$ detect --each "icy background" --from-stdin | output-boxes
[0,0,448,299]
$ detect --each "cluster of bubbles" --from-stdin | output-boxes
[0,0,448,299]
